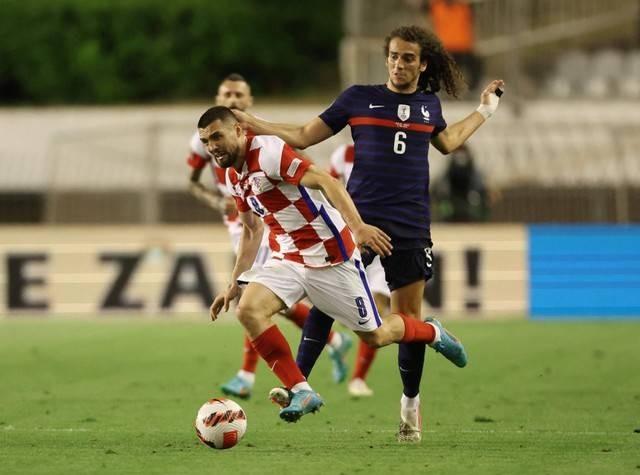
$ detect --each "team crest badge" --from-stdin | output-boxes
[397,104,410,121]
[250,175,273,194]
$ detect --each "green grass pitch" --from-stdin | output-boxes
[1,317,638,474]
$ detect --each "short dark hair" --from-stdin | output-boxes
[223,73,247,83]
[384,25,466,98]
[197,106,237,129]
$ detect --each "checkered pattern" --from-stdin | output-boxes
[226,135,356,268]
[329,143,355,184]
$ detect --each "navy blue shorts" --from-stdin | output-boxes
[363,247,434,291]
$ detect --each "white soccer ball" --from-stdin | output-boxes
[195,398,247,449]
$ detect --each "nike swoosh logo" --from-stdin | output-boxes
[303,337,320,343]
[358,318,371,325]
[369,104,384,109]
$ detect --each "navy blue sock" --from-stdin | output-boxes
[296,306,334,379]
[398,342,426,398]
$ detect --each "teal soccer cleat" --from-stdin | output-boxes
[278,389,324,423]
[220,374,253,400]
[425,317,468,368]
[328,332,352,383]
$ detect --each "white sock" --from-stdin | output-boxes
[291,381,312,393]
[428,322,441,345]
[400,394,421,427]
[401,393,420,410]
[237,370,255,385]
[328,332,342,350]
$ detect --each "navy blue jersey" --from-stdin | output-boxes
[319,85,447,246]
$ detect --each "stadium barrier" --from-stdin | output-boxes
[4,224,637,319]
[0,224,527,318]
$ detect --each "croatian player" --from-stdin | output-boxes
[329,144,390,398]
[201,106,466,423]
[187,74,351,400]
[233,25,503,441]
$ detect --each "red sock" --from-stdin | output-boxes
[286,302,310,329]
[352,340,377,380]
[399,313,436,344]
[241,335,259,373]
[251,325,306,389]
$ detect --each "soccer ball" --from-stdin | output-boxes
[195,398,247,449]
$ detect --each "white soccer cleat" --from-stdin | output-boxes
[396,403,422,443]
[348,378,374,397]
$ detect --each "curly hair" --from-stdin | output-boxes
[384,25,466,98]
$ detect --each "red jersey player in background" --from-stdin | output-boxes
[329,144,390,398]
[186,74,351,400]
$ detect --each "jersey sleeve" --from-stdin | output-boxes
[258,137,312,185]
[188,132,211,170]
[431,95,448,137]
[278,144,312,185]
[318,87,354,135]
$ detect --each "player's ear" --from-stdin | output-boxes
[420,60,427,72]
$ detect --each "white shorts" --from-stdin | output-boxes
[237,257,382,332]
[229,228,272,268]
[366,255,390,298]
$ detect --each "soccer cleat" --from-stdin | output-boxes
[220,374,253,400]
[278,389,324,423]
[328,332,352,383]
[396,403,422,443]
[268,387,291,409]
[425,317,468,368]
[348,378,374,397]
[396,421,422,443]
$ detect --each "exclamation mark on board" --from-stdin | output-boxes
[465,249,481,311]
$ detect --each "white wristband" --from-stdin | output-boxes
[476,92,500,119]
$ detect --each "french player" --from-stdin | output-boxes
[201,106,466,423]
[232,25,504,441]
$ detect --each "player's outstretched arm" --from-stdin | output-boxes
[232,111,333,150]
[431,79,505,155]
[299,165,392,257]
[210,210,263,321]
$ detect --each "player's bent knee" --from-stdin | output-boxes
[357,330,385,349]
[235,301,265,327]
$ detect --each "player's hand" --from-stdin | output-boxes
[222,197,237,215]
[480,79,505,104]
[477,79,505,119]
[352,223,392,257]
[231,109,252,130]
[210,283,240,321]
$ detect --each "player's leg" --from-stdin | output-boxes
[220,335,259,399]
[237,262,324,422]
[390,279,427,443]
[282,301,352,383]
[348,291,387,397]
[349,256,388,397]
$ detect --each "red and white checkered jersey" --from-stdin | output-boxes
[226,134,357,268]
[187,131,241,234]
[329,143,355,185]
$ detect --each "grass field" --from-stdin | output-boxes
[1,317,639,474]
